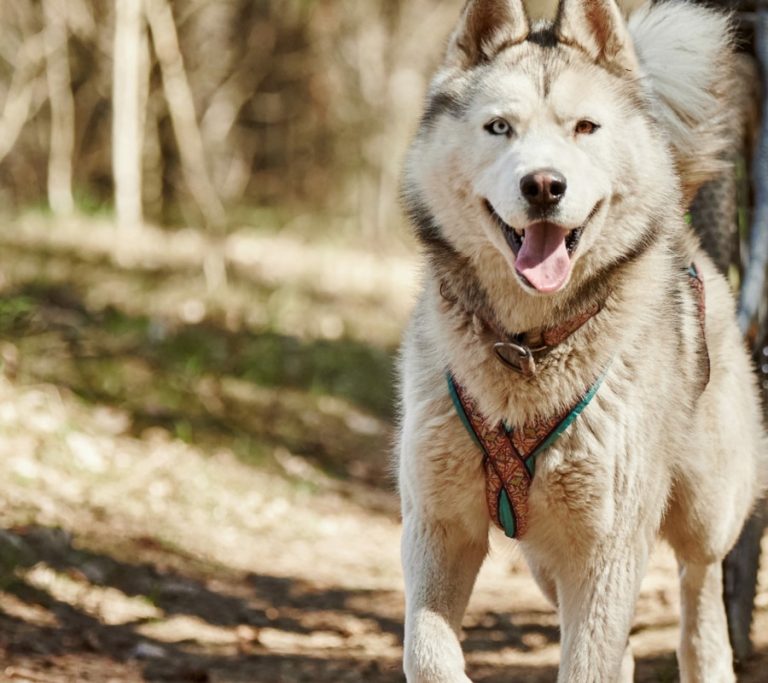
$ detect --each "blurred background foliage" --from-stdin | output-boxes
[0,0,464,235]
[0,3,463,675]
[0,0,468,488]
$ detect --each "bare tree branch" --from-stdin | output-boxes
[65,0,97,42]
[0,30,45,166]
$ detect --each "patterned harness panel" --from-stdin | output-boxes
[448,265,708,540]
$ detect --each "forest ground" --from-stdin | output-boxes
[0,215,766,682]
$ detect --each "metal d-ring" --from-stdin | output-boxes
[493,341,537,375]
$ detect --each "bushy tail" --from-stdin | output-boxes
[628,1,736,204]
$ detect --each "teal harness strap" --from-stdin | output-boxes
[527,366,610,469]
[447,374,483,450]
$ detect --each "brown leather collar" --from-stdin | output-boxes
[440,281,601,376]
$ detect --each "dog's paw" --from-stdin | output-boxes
[404,650,473,683]
[404,671,472,683]
[404,611,473,682]
[404,654,473,683]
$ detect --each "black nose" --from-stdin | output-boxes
[520,169,567,208]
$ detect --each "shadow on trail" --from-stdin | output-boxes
[463,610,559,654]
[0,525,556,681]
[1,525,403,635]
[0,524,408,681]
[0,275,394,484]
[1,526,767,682]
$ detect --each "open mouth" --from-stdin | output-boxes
[484,200,585,257]
[484,199,598,293]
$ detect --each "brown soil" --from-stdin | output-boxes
[1,483,767,683]
[0,217,765,682]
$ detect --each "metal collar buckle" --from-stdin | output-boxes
[493,341,542,376]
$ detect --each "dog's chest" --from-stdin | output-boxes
[531,433,616,539]
[525,402,654,551]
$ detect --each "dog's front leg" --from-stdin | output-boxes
[401,502,487,683]
[677,559,735,683]
[556,539,650,683]
[398,372,489,682]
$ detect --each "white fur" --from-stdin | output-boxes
[398,1,765,681]
[629,2,733,196]
[629,2,729,137]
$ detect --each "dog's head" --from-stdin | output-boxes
[404,0,732,297]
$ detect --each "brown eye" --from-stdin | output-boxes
[575,120,599,135]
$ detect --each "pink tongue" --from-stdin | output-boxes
[514,223,572,293]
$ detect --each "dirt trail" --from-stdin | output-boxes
[0,217,766,682]
[1,461,767,682]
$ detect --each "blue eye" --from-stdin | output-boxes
[485,118,512,137]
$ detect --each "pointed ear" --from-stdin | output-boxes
[555,0,637,71]
[445,0,530,68]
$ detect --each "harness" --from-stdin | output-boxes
[447,264,708,540]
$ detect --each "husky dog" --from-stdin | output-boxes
[396,0,767,681]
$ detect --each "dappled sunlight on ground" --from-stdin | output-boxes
[0,215,766,681]
[0,214,417,345]
[0,215,409,485]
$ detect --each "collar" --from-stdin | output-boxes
[440,281,602,376]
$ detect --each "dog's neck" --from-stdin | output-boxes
[424,226,679,426]
[426,220,675,386]
[438,276,602,375]
[427,237,611,336]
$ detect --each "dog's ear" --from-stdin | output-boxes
[445,0,530,68]
[555,0,637,71]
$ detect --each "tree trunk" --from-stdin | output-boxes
[42,0,75,216]
[112,0,147,230]
[144,0,225,229]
